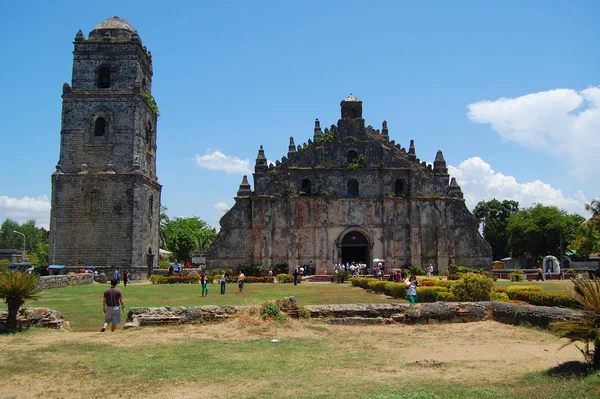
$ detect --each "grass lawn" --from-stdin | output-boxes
[1,281,406,331]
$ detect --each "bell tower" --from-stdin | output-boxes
[49,17,161,279]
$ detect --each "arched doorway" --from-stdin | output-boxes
[340,230,369,265]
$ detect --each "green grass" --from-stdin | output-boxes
[0,281,406,331]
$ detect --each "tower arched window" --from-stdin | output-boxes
[97,67,111,88]
[94,117,107,137]
[301,179,312,195]
[94,117,106,136]
[347,179,359,197]
[395,179,406,196]
[347,150,358,164]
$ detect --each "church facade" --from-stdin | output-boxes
[49,17,161,278]
[207,95,492,274]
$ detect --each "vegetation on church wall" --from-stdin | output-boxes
[347,154,368,171]
[141,91,160,117]
[315,132,334,145]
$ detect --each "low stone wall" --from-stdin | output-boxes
[124,298,585,330]
[0,308,69,329]
[35,273,94,290]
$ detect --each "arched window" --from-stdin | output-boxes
[94,117,106,136]
[347,150,358,164]
[149,195,154,216]
[347,179,359,197]
[97,67,111,88]
[301,179,312,195]
[395,179,406,196]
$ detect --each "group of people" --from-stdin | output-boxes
[113,268,130,287]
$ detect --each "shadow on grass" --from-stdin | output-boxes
[545,361,594,378]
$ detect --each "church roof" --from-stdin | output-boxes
[92,16,135,32]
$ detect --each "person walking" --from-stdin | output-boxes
[113,268,121,285]
[238,272,245,293]
[293,268,299,286]
[201,273,208,297]
[406,275,420,305]
[101,278,125,332]
[123,269,129,287]
[220,273,227,295]
[536,266,544,281]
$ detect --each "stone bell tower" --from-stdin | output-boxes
[49,16,161,279]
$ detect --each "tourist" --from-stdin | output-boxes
[406,275,420,304]
[238,272,245,293]
[536,266,544,281]
[220,273,227,294]
[293,267,299,286]
[101,278,125,332]
[268,269,273,277]
[113,268,121,284]
[123,269,129,287]
[167,263,174,276]
[201,273,208,297]
[426,264,433,277]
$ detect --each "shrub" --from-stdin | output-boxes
[260,300,287,323]
[420,278,435,286]
[505,285,543,297]
[435,291,456,302]
[405,265,426,276]
[351,277,370,289]
[150,275,199,284]
[383,282,407,298]
[336,271,351,283]
[449,264,491,277]
[368,280,387,294]
[450,272,494,301]
[493,292,510,301]
[507,291,579,308]
[158,258,171,269]
[509,272,524,281]
[417,286,449,302]
[434,280,457,288]
[244,276,274,283]
[0,271,41,330]
[447,274,461,280]
[0,259,10,275]
[276,274,301,283]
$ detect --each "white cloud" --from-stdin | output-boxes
[194,150,252,175]
[0,195,51,229]
[467,86,600,181]
[214,201,231,214]
[448,157,588,216]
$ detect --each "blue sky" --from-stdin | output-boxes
[1,1,598,229]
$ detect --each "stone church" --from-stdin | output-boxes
[207,95,492,274]
[49,17,160,278]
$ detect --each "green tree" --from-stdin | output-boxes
[585,199,600,218]
[473,199,519,260]
[161,216,217,262]
[570,199,600,256]
[0,271,40,330]
[506,204,585,263]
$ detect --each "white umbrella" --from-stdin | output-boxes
[373,258,381,262]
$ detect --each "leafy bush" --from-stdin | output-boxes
[509,272,524,281]
[350,277,370,289]
[420,278,435,286]
[368,280,387,294]
[276,274,301,283]
[158,258,171,269]
[0,259,9,275]
[435,291,456,302]
[150,275,199,284]
[507,291,579,308]
[417,286,449,302]
[260,300,287,323]
[450,272,494,301]
[243,276,274,283]
[505,285,543,297]
[383,282,407,298]
[336,271,350,283]
[433,280,457,288]
[447,274,461,280]
[493,292,510,301]
[405,265,426,276]
[448,264,491,277]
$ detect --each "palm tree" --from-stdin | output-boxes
[0,272,41,330]
[551,275,600,369]
[585,199,600,218]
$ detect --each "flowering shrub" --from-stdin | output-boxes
[420,278,435,286]
[505,285,543,297]
[447,274,461,280]
[235,276,274,283]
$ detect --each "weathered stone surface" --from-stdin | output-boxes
[35,273,94,290]
[0,308,69,329]
[489,301,586,328]
[207,96,491,273]
[49,17,160,280]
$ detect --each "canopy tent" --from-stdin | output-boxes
[159,249,172,255]
[48,265,65,269]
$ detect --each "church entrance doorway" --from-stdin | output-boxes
[340,231,369,265]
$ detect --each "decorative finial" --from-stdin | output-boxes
[75,29,85,42]
[433,150,448,174]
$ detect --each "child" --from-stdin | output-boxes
[406,275,420,304]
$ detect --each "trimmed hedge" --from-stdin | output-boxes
[450,273,493,301]
[505,285,543,297]
[276,274,302,283]
[350,277,370,289]
[383,282,407,298]
[417,286,449,302]
[506,290,578,308]
[433,280,457,289]
[368,280,388,293]
[150,275,200,284]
